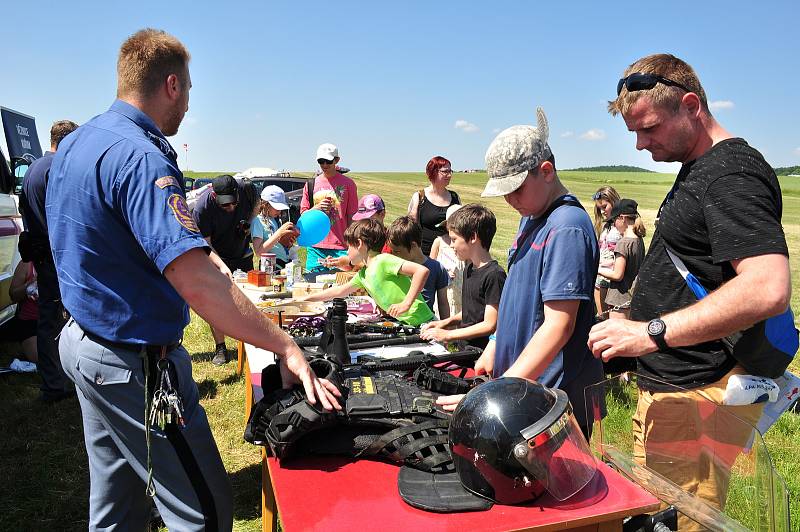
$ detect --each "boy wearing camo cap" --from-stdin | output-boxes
[436,108,604,438]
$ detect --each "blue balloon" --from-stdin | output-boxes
[295,209,332,247]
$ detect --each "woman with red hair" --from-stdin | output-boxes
[407,156,461,256]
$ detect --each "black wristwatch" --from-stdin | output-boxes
[647,318,669,351]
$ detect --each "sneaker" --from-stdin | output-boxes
[212,344,229,366]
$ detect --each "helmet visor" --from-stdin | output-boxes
[513,393,596,501]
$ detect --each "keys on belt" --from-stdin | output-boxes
[72,320,186,429]
[149,348,186,429]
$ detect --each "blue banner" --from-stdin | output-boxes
[1,107,42,164]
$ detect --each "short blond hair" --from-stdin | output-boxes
[117,29,190,99]
[608,54,708,117]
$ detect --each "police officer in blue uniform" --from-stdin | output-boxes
[46,29,340,531]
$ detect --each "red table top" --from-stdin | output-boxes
[251,370,659,532]
[266,455,659,532]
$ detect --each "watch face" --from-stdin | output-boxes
[647,319,665,336]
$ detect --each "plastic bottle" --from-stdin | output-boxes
[285,262,296,290]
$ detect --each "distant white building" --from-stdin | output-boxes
[235,167,280,178]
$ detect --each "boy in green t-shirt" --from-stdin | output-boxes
[295,219,434,326]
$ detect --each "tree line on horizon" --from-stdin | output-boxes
[461,165,656,173]
[562,165,654,173]
[550,164,799,176]
[774,165,800,176]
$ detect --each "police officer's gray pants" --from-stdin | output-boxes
[60,319,233,531]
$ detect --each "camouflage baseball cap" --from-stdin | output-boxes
[481,107,552,197]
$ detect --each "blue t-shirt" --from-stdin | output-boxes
[250,215,298,265]
[47,100,209,345]
[421,257,450,311]
[507,215,530,264]
[19,151,55,237]
[494,196,602,390]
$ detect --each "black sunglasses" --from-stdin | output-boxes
[592,192,604,201]
[617,72,693,96]
[317,158,334,165]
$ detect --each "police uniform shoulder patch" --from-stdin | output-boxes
[156,175,181,189]
[168,194,199,232]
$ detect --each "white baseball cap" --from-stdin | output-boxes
[436,204,463,228]
[260,185,289,211]
[316,143,339,161]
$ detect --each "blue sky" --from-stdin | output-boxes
[2,0,798,173]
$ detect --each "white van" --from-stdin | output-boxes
[0,149,23,326]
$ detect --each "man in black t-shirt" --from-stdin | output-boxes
[588,54,790,530]
[192,174,259,364]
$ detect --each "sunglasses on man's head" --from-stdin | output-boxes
[317,158,334,165]
[212,191,238,207]
[616,72,693,96]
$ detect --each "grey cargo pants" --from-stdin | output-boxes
[60,319,233,531]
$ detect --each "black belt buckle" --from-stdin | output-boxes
[144,343,179,357]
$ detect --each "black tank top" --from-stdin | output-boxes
[418,189,460,256]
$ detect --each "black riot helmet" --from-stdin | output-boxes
[448,377,597,504]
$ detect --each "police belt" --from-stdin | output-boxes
[82,328,180,357]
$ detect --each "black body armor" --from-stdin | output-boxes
[245,357,484,473]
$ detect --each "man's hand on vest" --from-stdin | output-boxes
[279,347,342,411]
[587,319,657,362]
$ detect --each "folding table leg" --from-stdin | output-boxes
[262,449,278,532]
[244,357,253,427]
[236,340,246,376]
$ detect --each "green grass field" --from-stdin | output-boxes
[0,170,797,530]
